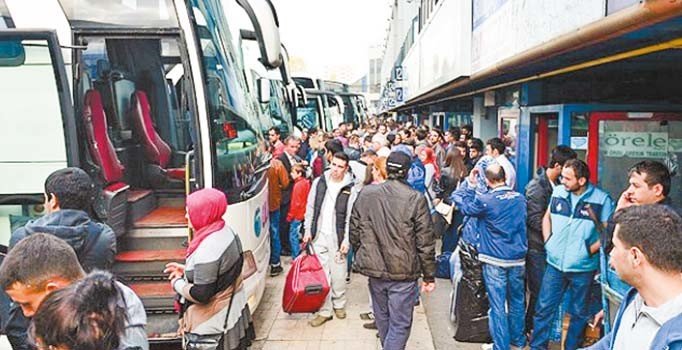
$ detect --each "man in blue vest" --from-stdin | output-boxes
[530,159,614,350]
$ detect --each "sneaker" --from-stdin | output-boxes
[481,344,493,350]
[333,308,347,319]
[345,274,351,284]
[363,320,377,329]
[269,264,283,277]
[309,315,332,327]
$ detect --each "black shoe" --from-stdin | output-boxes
[270,264,283,277]
[363,321,377,330]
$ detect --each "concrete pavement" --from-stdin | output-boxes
[251,257,436,350]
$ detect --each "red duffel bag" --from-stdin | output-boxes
[282,243,330,313]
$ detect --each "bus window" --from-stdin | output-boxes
[0,38,68,195]
[190,0,267,203]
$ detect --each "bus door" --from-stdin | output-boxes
[533,113,559,173]
[0,30,75,246]
[586,112,682,203]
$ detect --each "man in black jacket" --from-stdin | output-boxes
[524,145,576,333]
[4,167,117,349]
[350,151,436,350]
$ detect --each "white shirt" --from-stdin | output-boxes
[612,292,682,350]
[318,176,347,246]
[495,154,516,189]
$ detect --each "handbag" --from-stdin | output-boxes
[435,202,455,225]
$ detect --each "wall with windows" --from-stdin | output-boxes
[379,0,419,83]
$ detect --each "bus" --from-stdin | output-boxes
[293,77,367,127]
[0,0,281,344]
[296,89,345,133]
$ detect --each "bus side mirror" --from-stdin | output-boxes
[257,78,271,104]
[334,96,345,114]
[236,0,282,69]
[296,84,308,105]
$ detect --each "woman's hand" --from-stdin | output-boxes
[164,262,185,281]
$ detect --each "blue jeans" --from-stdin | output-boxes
[526,249,547,333]
[269,210,281,265]
[530,264,593,350]
[482,263,526,350]
[369,278,419,350]
[288,219,302,258]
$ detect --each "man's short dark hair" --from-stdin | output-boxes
[629,160,671,197]
[415,129,427,141]
[0,233,85,290]
[461,124,473,134]
[548,145,578,168]
[332,152,349,165]
[564,159,590,181]
[324,139,344,155]
[386,133,396,145]
[399,129,411,138]
[448,127,461,139]
[485,164,506,184]
[44,168,95,211]
[486,138,506,155]
[613,204,682,272]
[268,127,280,136]
[470,138,484,152]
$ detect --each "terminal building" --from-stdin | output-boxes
[379,0,682,203]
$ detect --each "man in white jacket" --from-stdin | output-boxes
[303,152,357,327]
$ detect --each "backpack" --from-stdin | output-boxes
[407,158,426,193]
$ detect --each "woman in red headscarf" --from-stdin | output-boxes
[417,146,441,190]
[164,188,254,350]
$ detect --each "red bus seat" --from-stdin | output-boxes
[82,89,129,236]
[131,91,185,181]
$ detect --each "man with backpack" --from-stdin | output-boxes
[4,167,117,349]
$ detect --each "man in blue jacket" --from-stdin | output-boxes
[584,205,682,350]
[530,159,614,350]
[453,164,527,350]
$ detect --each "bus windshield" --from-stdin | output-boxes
[297,97,320,130]
[190,0,267,203]
[58,0,178,28]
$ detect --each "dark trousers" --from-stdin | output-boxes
[278,200,291,254]
[368,277,419,350]
[525,249,546,333]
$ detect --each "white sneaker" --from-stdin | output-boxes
[480,344,493,350]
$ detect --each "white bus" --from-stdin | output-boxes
[0,0,281,344]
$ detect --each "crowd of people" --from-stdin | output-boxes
[265,117,682,350]
[0,117,680,350]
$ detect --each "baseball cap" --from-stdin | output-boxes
[387,151,412,177]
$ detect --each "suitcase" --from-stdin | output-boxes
[282,244,330,313]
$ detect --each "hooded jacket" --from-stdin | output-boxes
[585,288,682,350]
[10,209,116,271]
[349,179,436,282]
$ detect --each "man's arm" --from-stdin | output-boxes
[542,208,552,242]
[349,192,363,252]
[303,178,318,242]
[525,180,548,233]
[451,181,486,217]
[413,195,436,282]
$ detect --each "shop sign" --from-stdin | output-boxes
[601,132,668,158]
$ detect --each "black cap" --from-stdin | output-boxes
[386,151,412,178]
